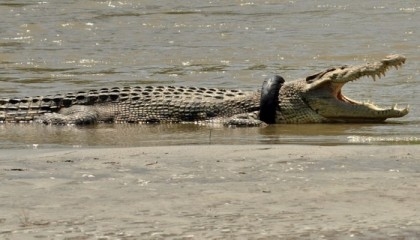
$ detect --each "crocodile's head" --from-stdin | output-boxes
[279,54,409,123]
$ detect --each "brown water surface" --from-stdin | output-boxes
[0,0,419,147]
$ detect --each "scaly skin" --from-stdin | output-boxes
[275,54,408,123]
[0,54,410,126]
[0,86,262,126]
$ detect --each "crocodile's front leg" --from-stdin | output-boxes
[36,106,104,125]
[224,111,266,127]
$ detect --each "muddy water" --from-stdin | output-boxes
[1,2,420,239]
[0,0,419,147]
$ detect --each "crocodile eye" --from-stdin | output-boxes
[306,67,337,83]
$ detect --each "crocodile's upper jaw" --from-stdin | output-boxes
[301,54,409,123]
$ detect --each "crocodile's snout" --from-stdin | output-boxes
[0,54,410,126]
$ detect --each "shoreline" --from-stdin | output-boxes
[1,145,420,239]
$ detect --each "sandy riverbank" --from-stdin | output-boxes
[1,145,420,239]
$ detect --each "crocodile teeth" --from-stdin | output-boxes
[380,72,384,78]
[372,74,376,81]
[363,99,372,105]
[392,104,397,110]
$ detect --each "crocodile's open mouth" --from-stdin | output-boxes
[305,54,409,122]
[332,84,409,122]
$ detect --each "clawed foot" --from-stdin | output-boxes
[224,113,267,127]
[35,113,74,125]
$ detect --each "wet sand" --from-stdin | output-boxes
[1,145,420,239]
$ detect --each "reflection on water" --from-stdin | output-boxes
[0,0,419,147]
[1,122,419,149]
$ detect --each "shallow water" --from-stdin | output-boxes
[0,0,419,148]
[1,122,419,149]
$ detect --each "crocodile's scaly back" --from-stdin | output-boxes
[0,54,411,126]
[110,86,260,123]
[0,86,261,125]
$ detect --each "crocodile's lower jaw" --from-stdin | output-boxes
[303,55,409,123]
[0,54,410,125]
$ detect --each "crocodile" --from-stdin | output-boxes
[0,54,409,126]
